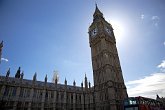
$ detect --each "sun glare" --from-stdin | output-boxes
[110,20,126,43]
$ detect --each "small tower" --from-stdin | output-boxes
[64,78,67,89]
[15,67,21,78]
[89,81,91,88]
[64,78,67,85]
[6,68,10,78]
[45,74,47,83]
[73,80,76,86]
[0,41,3,48]
[21,71,24,79]
[156,94,160,100]
[55,78,58,85]
[33,72,37,82]
[84,74,88,91]
[81,81,83,90]
[54,73,59,85]
[0,41,3,64]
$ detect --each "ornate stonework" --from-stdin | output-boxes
[88,5,128,110]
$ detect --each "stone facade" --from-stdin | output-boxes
[88,5,128,110]
[0,5,127,110]
[0,73,93,110]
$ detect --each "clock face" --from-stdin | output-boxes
[91,28,97,37]
[105,26,112,35]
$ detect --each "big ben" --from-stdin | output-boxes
[89,5,128,110]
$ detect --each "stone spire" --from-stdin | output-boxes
[64,78,67,85]
[55,77,58,85]
[81,81,83,90]
[93,4,103,20]
[81,81,83,88]
[64,78,67,90]
[73,80,76,86]
[6,68,10,77]
[45,74,47,83]
[89,81,91,88]
[156,94,160,100]
[21,71,24,79]
[33,72,37,82]
[15,67,21,78]
[0,41,3,48]
[0,41,3,64]
[84,74,88,90]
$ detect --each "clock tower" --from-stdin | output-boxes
[89,5,128,110]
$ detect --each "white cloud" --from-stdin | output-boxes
[151,16,160,27]
[164,41,165,46]
[141,14,144,19]
[157,60,165,69]
[126,73,165,99]
[152,16,159,20]
[139,15,160,27]
[126,60,165,99]
[1,58,9,62]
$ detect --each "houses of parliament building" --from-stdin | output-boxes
[0,5,128,110]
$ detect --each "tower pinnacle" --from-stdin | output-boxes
[64,78,67,85]
[84,73,88,90]
[0,41,3,64]
[33,72,37,82]
[93,4,103,20]
[45,74,47,83]
[6,68,10,77]
[15,67,21,78]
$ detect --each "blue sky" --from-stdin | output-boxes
[0,0,165,99]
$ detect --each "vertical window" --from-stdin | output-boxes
[79,95,81,103]
[27,89,30,97]
[20,88,24,97]
[39,91,42,99]
[56,92,58,102]
[33,89,36,98]
[45,91,48,98]
[9,87,13,96]
[4,86,9,96]
[71,94,73,103]
[12,87,17,96]
[24,89,26,97]
[51,91,53,98]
